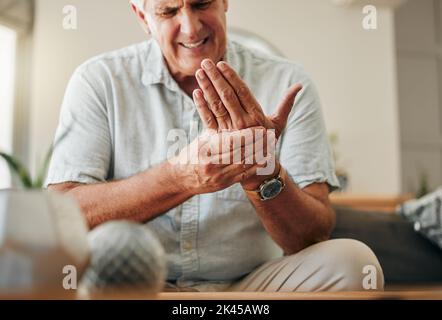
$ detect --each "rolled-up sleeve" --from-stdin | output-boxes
[45,65,111,187]
[279,70,340,192]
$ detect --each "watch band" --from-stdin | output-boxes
[244,166,287,201]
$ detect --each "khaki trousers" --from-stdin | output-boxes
[165,239,384,292]
[230,239,384,292]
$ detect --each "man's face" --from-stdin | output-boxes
[143,0,228,78]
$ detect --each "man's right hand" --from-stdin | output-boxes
[48,127,272,228]
[169,126,271,196]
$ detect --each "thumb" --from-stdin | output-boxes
[271,83,303,134]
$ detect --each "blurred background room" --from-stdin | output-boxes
[1,0,442,295]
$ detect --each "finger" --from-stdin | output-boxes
[220,162,255,182]
[217,61,263,118]
[219,145,274,182]
[271,83,303,135]
[201,59,247,128]
[231,164,262,185]
[255,128,277,164]
[193,89,218,131]
[209,127,262,155]
[212,134,264,165]
[196,137,214,166]
[243,138,277,167]
[216,130,268,168]
[196,69,231,130]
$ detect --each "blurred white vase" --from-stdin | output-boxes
[0,190,90,298]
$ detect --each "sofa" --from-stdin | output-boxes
[331,206,442,286]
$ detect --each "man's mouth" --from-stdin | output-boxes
[179,37,209,49]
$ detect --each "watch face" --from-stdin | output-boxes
[261,179,283,200]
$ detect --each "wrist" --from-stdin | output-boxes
[165,159,197,197]
[241,161,281,191]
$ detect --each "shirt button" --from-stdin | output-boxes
[183,241,193,251]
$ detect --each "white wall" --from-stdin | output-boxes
[395,0,442,193]
[228,0,401,194]
[0,26,17,188]
[29,0,145,171]
[29,0,401,193]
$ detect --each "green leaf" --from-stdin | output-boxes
[0,152,33,188]
[32,145,54,189]
[31,126,72,189]
[1,119,74,189]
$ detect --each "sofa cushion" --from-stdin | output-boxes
[331,206,442,284]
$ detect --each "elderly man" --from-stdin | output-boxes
[46,0,384,292]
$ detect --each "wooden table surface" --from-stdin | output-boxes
[330,193,415,213]
[156,290,442,300]
[2,288,442,300]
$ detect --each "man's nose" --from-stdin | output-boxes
[179,11,203,38]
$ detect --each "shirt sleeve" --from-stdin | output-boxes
[45,65,112,187]
[278,69,340,192]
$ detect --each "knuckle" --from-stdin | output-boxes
[220,88,234,101]
[211,175,223,188]
[212,99,224,113]
[234,119,245,129]
[201,164,211,175]
[201,82,211,91]
[214,182,224,191]
[237,86,249,99]
[224,69,235,79]
[247,169,256,179]
[212,71,222,81]
[206,117,215,127]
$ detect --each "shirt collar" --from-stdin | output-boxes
[141,39,170,87]
[141,39,241,89]
[225,39,241,77]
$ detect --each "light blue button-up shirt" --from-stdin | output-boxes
[46,39,339,288]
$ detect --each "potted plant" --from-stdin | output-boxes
[0,146,52,189]
[0,146,90,298]
[329,132,349,192]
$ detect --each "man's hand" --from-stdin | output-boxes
[169,127,272,195]
[192,59,302,189]
[193,59,302,139]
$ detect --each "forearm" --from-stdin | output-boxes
[245,166,336,255]
[51,160,193,229]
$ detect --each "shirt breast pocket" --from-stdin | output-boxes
[216,183,249,202]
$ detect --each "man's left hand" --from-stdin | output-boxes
[192,59,302,190]
[193,59,302,138]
